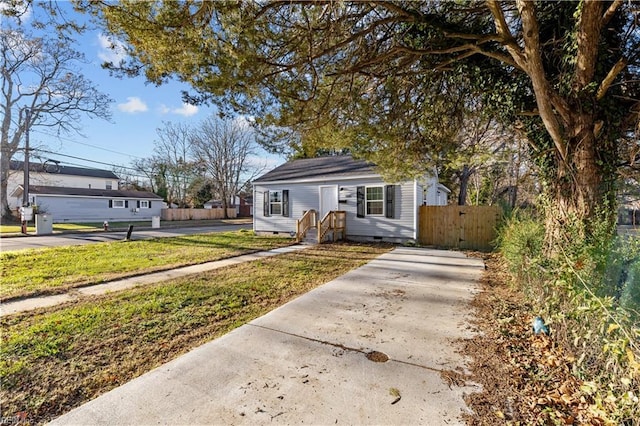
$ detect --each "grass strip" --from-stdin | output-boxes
[0,242,392,424]
[0,219,248,234]
[0,230,292,301]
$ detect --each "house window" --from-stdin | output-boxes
[111,200,125,208]
[270,191,283,215]
[263,190,289,217]
[106,181,113,190]
[366,186,384,216]
[357,185,395,218]
[140,200,150,208]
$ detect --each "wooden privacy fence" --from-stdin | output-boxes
[161,208,237,221]
[418,205,503,251]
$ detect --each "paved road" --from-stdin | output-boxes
[0,223,253,252]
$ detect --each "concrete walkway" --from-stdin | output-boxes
[50,247,484,425]
[1,245,308,316]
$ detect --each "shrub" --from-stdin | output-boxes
[496,211,640,424]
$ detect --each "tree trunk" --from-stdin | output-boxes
[544,114,616,251]
[457,165,474,206]
[1,154,12,220]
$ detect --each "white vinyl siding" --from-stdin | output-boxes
[30,195,162,223]
[254,177,429,241]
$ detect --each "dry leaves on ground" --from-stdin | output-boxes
[461,254,606,425]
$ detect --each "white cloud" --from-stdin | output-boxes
[97,34,127,64]
[173,103,199,117]
[159,103,199,117]
[117,97,148,113]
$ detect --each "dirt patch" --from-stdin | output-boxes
[366,350,389,363]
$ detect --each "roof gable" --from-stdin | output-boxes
[254,156,377,183]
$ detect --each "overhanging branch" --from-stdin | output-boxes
[596,57,628,101]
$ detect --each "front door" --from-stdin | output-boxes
[319,186,339,219]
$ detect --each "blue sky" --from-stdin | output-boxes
[9,2,284,182]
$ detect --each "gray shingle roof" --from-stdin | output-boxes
[25,185,162,199]
[10,160,120,180]
[254,156,377,182]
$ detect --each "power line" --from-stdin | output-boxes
[34,149,142,173]
[52,160,153,181]
[31,129,146,160]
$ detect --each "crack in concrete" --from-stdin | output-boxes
[248,323,444,374]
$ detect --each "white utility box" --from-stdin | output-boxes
[35,214,53,235]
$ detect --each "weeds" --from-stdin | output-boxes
[497,212,640,424]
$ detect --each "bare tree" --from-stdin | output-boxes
[152,121,199,208]
[191,117,264,218]
[0,27,111,219]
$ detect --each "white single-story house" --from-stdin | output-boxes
[10,185,164,223]
[252,156,449,243]
[8,160,164,222]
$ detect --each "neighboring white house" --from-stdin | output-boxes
[8,160,163,222]
[252,156,449,243]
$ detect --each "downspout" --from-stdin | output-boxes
[252,185,256,233]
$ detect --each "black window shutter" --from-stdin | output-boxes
[109,200,113,208]
[356,186,365,218]
[282,190,289,217]
[385,185,395,219]
[137,200,140,208]
[263,191,270,217]
[125,200,129,208]
[149,201,152,208]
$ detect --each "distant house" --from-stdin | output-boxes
[253,156,449,243]
[204,195,253,217]
[8,160,163,222]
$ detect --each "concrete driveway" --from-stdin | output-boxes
[50,247,484,425]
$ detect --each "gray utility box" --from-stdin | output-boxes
[35,214,53,235]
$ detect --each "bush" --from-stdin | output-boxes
[496,212,640,424]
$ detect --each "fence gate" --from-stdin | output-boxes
[418,205,503,251]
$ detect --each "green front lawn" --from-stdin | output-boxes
[0,230,292,301]
[0,243,392,424]
[0,221,152,234]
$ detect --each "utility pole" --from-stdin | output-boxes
[21,108,31,234]
[22,108,31,207]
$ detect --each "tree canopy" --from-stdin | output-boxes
[82,0,639,238]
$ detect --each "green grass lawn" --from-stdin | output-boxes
[0,221,155,234]
[0,219,250,234]
[0,230,292,301]
[0,243,393,424]
[1,223,94,233]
